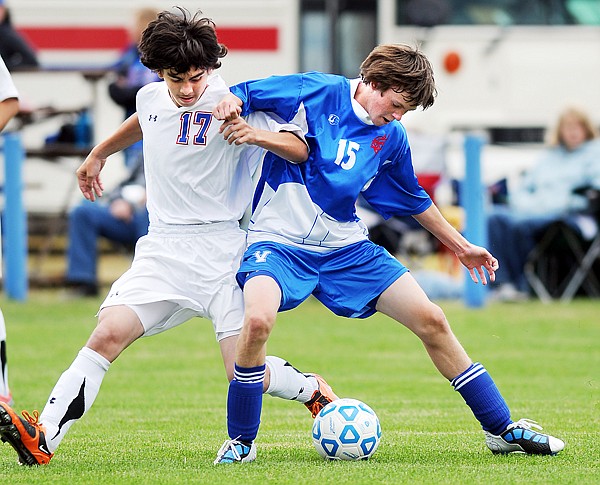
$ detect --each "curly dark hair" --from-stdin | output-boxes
[138,7,227,74]
[360,44,437,110]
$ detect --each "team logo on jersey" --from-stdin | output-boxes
[371,134,388,154]
[328,114,340,125]
[253,250,271,263]
[149,114,158,122]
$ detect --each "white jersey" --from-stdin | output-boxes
[136,73,296,225]
[100,73,303,339]
[0,55,18,102]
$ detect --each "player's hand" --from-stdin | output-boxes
[76,151,106,202]
[456,244,499,285]
[220,117,260,145]
[212,93,242,121]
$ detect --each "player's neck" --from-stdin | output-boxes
[353,81,369,112]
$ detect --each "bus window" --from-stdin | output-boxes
[395,0,600,26]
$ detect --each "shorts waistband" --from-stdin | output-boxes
[149,220,240,235]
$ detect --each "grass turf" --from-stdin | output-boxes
[0,291,598,484]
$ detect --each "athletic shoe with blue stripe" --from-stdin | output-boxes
[213,438,257,464]
[485,418,564,455]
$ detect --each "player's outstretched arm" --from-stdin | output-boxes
[413,204,499,284]
[77,114,143,201]
[219,116,308,162]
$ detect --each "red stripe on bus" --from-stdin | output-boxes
[218,27,278,50]
[19,27,129,50]
[19,26,278,51]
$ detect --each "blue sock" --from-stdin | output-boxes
[227,364,265,443]
[451,362,512,435]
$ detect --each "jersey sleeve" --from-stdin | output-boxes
[241,111,308,176]
[246,111,305,141]
[230,74,305,122]
[361,145,433,219]
[0,56,19,101]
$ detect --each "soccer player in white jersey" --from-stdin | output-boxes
[212,44,565,463]
[0,53,20,407]
[0,8,337,467]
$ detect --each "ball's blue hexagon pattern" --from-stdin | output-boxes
[339,424,360,444]
[359,402,375,415]
[320,438,340,457]
[312,419,322,440]
[360,436,378,455]
[338,405,359,421]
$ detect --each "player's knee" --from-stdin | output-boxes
[244,311,275,344]
[87,317,133,361]
[416,304,450,343]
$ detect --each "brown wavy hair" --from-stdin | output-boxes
[138,7,227,74]
[360,44,437,110]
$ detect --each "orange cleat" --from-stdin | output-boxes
[0,402,53,465]
[304,374,339,418]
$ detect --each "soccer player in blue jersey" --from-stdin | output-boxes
[212,44,565,463]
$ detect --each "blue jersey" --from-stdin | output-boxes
[231,73,432,251]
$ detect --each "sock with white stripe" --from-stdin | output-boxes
[227,364,265,443]
[451,362,511,435]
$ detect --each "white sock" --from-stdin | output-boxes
[0,309,9,397]
[40,347,110,452]
[265,355,317,403]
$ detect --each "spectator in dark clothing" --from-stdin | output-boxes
[65,153,148,297]
[0,1,39,71]
[108,7,159,167]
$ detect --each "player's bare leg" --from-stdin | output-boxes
[214,276,279,464]
[236,275,281,367]
[376,272,471,379]
[376,272,563,455]
[215,275,337,464]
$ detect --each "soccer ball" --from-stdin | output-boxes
[311,398,381,460]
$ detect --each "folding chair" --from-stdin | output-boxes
[559,188,600,301]
[524,191,600,303]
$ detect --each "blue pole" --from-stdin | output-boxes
[2,132,28,300]
[461,134,486,308]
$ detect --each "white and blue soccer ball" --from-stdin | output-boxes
[312,398,381,460]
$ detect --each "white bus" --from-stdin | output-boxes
[377,0,600,140]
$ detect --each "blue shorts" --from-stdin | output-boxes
[236,240,408,318]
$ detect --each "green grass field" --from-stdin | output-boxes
[0,291,598,484]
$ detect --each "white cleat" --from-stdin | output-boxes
[214,438,257,464]
[485,418,565,455]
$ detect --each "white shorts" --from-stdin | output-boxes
[99,221,246,341]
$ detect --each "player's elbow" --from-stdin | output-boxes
[289,146,309,163]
